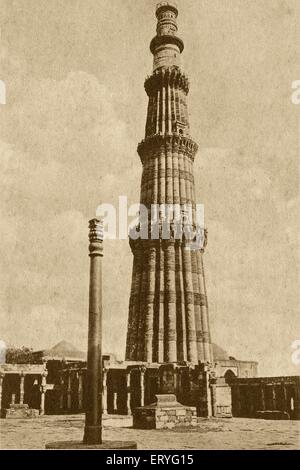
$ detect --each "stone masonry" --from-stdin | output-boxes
[133,394,197,429]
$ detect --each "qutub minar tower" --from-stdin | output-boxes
[126,2,213,367]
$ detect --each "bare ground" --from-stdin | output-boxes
[0,414,299,450]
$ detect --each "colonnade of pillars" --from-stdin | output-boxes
[59,365,214,415]
[0,371,47,415]
[59,367,147,415]
[232,382,296,416]
[102,367,143,415]
[59,370,84,412]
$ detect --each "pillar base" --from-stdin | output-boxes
[83,425,102,445]
[45,440,137,450]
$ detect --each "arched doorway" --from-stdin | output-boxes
[224,369,236,384]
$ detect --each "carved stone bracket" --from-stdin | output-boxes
[145,67,189,96]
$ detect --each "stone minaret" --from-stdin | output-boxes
[126,2,213,366]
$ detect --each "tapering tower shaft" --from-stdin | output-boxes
[126,3,213,365]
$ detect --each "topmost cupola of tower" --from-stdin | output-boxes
[150,2,184,71]
[156,2,178,36]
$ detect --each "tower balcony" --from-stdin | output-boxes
[137,134,198,165]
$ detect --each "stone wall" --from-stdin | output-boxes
[213,379,232,417]
[214,359,258,380]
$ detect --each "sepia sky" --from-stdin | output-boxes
[0,0,299,376]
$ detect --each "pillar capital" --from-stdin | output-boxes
[139,365,147,375]
[88,218,104,257]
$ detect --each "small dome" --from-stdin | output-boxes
[43,341,86,360]
[212,343,230,361]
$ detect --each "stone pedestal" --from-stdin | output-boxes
[133,394,197,429]
[4,404,39,419]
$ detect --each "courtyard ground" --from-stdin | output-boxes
[0,414,299,450]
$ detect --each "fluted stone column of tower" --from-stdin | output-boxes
[126,3,213,366]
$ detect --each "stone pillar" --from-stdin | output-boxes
[78,372,83,411]
[19,373,25,405]
[271,385,276,410]
[40,372,47,415]
[140,367,146,407]
[59,375,64,410]
[173,366,178,393]
[210,383,217,417]
[207,370,215,418]
[126,370,132,416]
[260,385,265,410]
[113,392,118,413]
[281,382,287,411]
[83,218,104,445]
[294,377,300,419]
[67,372,72,410]
[0,373,4,411]
[102,368,108,415]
